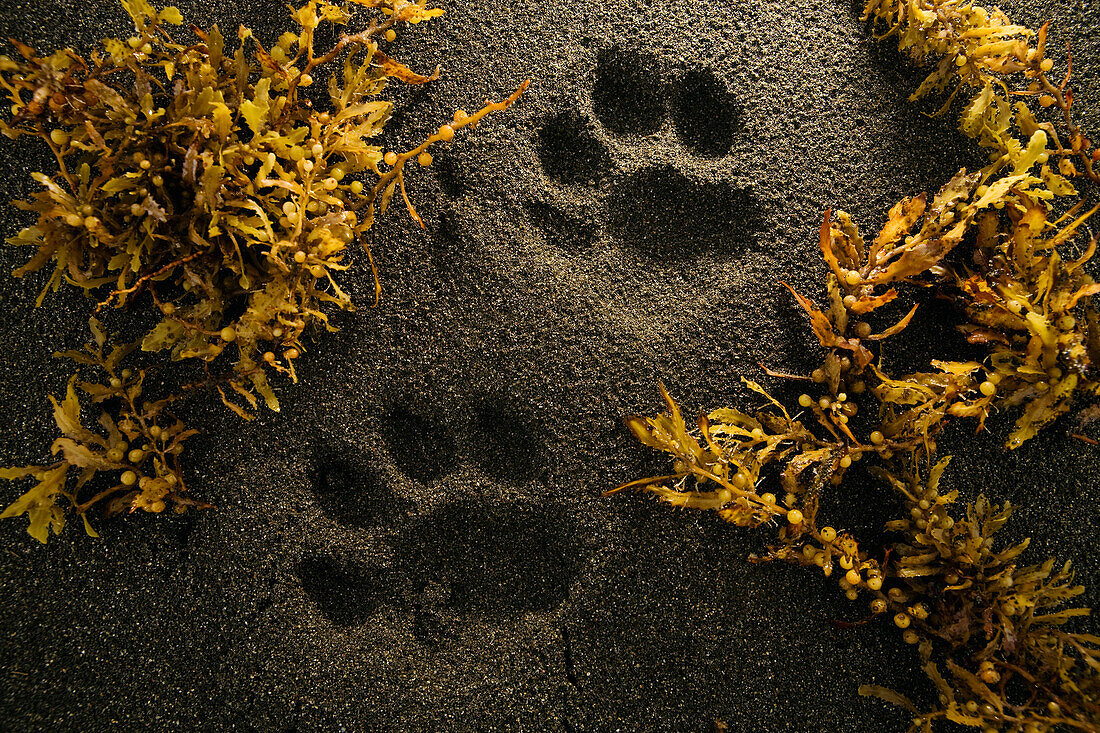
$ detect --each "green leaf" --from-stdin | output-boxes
[48,376,92,440]
[0,464,69,543]
[973,173,1027,210]
[1012,129,1048,175]
[102,37,129,61]
[959,83,994,138]
[858,684,919,713]
[101,177,134,196]
[218,386,255,421]
[239,77,272,137]
[207,24,224,68]
[120,0,157,29]
[741,377,791,420]
[89,317,107,348]
[251,371,280,412]
[141,318,186,353]
[50,437,108,469]
[944,705,984,727]
[1041,164,1077,197]
[158,6,184,24]
[212,102,232,141]
[80,513,100,538]
[0,465,41,481]
[201,165,225,208]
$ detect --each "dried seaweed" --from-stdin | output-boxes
[615,1,1100,729]
[0,0,526,539]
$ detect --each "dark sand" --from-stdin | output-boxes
[0,0,1098,730]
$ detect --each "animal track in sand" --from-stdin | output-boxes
[466,397,547,484]
[671,67,742,157]
[297,553,389,627]
[532,44,761,258]
[379,405,457,483]
[523,200,601,252]
[297,404,576,632]
[537,109,612,186]
[395,502,581,615]
[308,441,414,529]
[592,46,666,136]
[431,149,467,200]
[609,164,761,259]
[297,501,580,630]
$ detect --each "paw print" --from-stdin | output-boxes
[529,44,762,260]
[295,396,581,641]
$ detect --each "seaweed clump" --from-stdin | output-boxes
[613,1,1100,730]
[0,0,526,540]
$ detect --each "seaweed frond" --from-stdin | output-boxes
[615,0,1100,729]
[0,0,527,540]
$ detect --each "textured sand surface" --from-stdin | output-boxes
[0,0,1098,730]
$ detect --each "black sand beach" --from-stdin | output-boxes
[0,0,1098,730]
